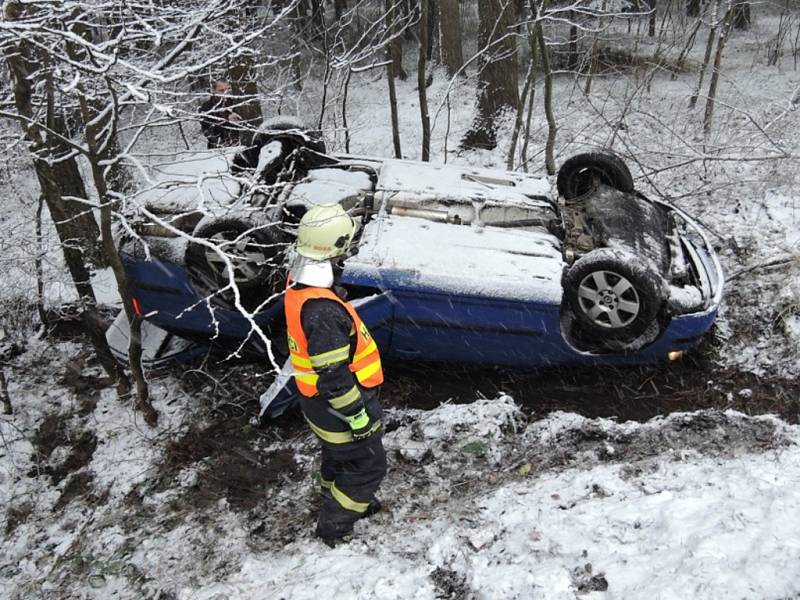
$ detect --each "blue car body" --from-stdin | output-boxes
[121,152,723,380]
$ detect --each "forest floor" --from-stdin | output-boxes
[1,8,800,600]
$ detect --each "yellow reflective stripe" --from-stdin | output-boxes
[329,385,361,410]
[295,372,319,386]
[352,339,377,364]
[310,345,350,368]
[355,359,382,384]
[330,482,370,513]
[304,417,382,445]
[290,353,312,369]
[320,477,333,490]
[304,416,353,444]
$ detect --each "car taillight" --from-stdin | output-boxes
[131,297,144,317]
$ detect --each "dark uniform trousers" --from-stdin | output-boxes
[317,433,387,538]
[307,386,386,539]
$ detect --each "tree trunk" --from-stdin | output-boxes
[427,0,439,61]
[703,8,734,136]
[462,0,521,150]
[342,68,352,154]
[536,2,557,175]
[392,39,408,80]
[60,32,155,424]
[4,20,129,397]
[648,0,657,37]
[585,0,609,95]
[290,1,307,89]
[386,0,408,80]
[0,368,11,415]
[689,0,721,110]
[79,101,158,426]
[6,49,101,266]
[520,27,538,173]
[732,0,750,29]
[386,0,403,158]
[439,0,464,76]
[675,17,703,73]
[507,56,536,170]
[419,0,431,161]
[229,53,264,145]
[568,18,580,71]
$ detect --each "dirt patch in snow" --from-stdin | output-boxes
[431,566,472,600]
[382,351,800,424]
[54,471,102,511]
[4,502,33,536]
[527,410,791,475]
[28,413,98,486]
[379,401,793,522]
[571,562,609,594]
[160,413,305,512]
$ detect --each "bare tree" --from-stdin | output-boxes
[3,1,130,401]
[427,0,440,61]
[419,0,432,160]
[386,0,403,157]
[690,0,723,110]
[1,0,299,425]
[462,0,521,150]
[439,0,465,77]
[732,0,751,29]
[704,4,735,136]
[535,0,557,175]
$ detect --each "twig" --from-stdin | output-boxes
[0,368,11,415]
[727,256,796,281]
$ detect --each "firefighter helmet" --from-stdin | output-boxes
[295,204,357,260]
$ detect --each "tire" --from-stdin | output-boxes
[557,152,634,200]
[233,122,327,183]
[563,248,663,341]
[252,118,326,155]
[185,215,288,309]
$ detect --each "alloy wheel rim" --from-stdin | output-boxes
[577,270,641,328]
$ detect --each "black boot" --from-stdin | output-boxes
[359,498,382,519]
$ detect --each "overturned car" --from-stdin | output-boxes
[114,120,723,372]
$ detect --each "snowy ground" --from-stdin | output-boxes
[1,7,800,600]
[2,345,799,599]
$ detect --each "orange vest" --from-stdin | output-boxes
[285,283,384,398]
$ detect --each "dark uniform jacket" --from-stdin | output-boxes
[298,291,382,451]
[199,96,239,148]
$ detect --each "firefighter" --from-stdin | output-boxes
[284,203,387,547]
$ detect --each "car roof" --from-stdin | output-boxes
[375,158,552,207]
[344,214,564,304]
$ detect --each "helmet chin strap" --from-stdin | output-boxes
[291,257,334,288]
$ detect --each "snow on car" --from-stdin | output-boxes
[113,120,724,375]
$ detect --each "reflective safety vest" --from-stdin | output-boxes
[285,283,384,398]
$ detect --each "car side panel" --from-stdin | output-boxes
[125,259,282,339]
[387,289,574,366]
[349,293,395,352]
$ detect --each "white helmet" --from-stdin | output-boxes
[295,204,357,261]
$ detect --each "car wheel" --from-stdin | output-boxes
[252,118,326,155]
[563,248,662,341]
[233,128,327,183]
[186,215,288,306]
[556,152,634,200]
